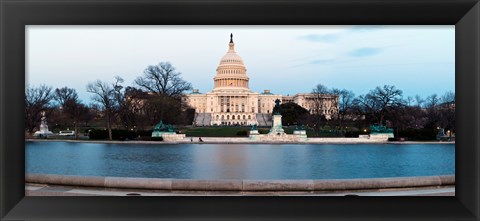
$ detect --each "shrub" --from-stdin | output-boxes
[344,131,360,138]
[258,129,269,134]
[397,128,436,141]
[236,130,248,136]
[151,137,164,141]
[88,129,137,140]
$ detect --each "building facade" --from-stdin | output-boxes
[185,34,338,126]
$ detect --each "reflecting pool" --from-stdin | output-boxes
[26,142,455,179]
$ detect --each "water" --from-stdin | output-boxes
[26,142,455,180]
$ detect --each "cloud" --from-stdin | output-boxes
[298,26,383,43]
[336,61,454,69]
[348,47,382,57]
[309,59,335,64]
[347,25,384,33]
[298,34,340,43]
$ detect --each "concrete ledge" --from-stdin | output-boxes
[26,173,454,192]
[243,180,314,191]
[105,177,172,190]
[26,174,105,187]
[439,175,455,185]
[314,176,450,190]
[172,179,242,191]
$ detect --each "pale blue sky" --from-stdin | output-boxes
[26,25,454,104]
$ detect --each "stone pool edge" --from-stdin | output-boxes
[25,139,455,145]
[25,173,455,192]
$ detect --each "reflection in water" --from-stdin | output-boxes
[26,142,455,180]
[193,145,249,179]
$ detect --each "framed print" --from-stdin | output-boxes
[1,0,479,220]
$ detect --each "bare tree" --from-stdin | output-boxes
[354,85,404,126]
[53,87,84,138]
[331,88,355,134]
[312,84,329,94]
[134,62,193,123]
[422,94,442,130]
[310,84,330,131]
[424,94,441,109]
[62,98,90,139]
[25,85,54,134]
[439,91,455,136]
[87,79,117,140]
[368,85,404,125]
[414,94,424,107]
[441,91,455,104]
[112,76,136,130]
[54,87,79,107]
[135,62,192,97]
[123,86,152,130]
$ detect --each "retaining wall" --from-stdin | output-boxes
[26,174,455,192]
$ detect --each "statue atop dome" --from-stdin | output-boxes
[228,33,235,52]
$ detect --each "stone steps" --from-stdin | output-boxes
[194,113,212,126]
[256,113,272,126]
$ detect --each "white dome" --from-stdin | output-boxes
[213,34,250,91]
[218,44,245,67]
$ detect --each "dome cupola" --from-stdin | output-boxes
[213,33,250,91]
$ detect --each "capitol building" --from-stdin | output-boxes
[185,34,338,126]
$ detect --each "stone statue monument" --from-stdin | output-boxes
[151,120,186,141]
[269,99,285,135]
[272,98,281,115]
[249,100,308,142]
[33,111,53,138]
[249,123,259,135]
[152,120,174,133]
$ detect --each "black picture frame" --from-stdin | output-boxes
[1,0,479,220]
